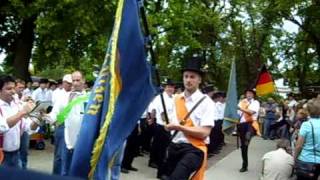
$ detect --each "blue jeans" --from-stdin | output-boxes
[3,151,20,168]
[263,119,275,138]
[19,131,29,169]
[279,125,289,139]
[52,125,66,175]
[61,147,74,176]
[109,142,125,180]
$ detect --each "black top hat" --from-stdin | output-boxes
[213,91,226,99]
[287,93,294,97]
[202,85,214,94]
[57,79,63,85]
[182,57,204,76]
[39,78,49,84]
[162,79,175,86]
[245,88,256,96]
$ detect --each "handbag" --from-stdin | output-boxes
[294,121,318,178]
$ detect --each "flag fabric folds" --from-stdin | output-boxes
[223,60,240,134]
[255,65,276,96]
[69,0,156,179]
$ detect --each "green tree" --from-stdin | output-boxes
[0,0,116,81]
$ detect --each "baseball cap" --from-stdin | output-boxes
[62,74,72,83]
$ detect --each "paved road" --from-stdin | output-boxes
[27,136,275,180]
[206,137,276,180]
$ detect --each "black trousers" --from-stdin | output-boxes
[208,119,224,153]
[121,125,140,169]
[161,143,204,180]
[149,124,171,167]
[296,163,320,180]
[237,122,254,169]
[139,118,155,152]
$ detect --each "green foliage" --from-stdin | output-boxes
[0,0,319,97]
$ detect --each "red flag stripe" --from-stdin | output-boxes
[257,71,273,85]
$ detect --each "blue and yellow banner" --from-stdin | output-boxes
[69,0,155,179]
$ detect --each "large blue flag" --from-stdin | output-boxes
[223,60,240,134]
[69,0,156,179]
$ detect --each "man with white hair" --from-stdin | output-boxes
[48,74,72,175]
[261,139,294,180]
[60,71,87,176]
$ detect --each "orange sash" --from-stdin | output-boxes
[175,95,207,180]
[238,99,261,136]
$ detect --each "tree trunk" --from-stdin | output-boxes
[12,16,36,82]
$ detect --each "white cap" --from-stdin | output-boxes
[63,74,72,83]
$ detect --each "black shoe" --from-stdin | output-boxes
[208,153,214,158]
[137,153,144,157]
[121,168,129,174]
[128,166,138,171]
[239,167,248,172]
[142,150,149,155]
[148,162,158,169]
[160,175,169,180]
[212,150,220,154]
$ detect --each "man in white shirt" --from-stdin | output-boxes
[51,75,72,109]
[32,78,52,103]
[148,79,175,178]
[22,81,32,98]
[0,75,39,168]
[161,57,215,180]
[47,74,72,175]
[208,91,226,156]
[261,139,294,180]
[237,89,260,172]
[14,79,30,169]
[287,93,297,122]
[57,71,88,176]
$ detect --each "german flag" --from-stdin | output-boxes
[255,65,276,96]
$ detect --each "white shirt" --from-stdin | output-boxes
[172,90,215,144]
[261,148,294,180]
[288,99,297,108]
[238,98,260,123]
[141,109,148,119]
[215,101,226,120]
[22,88,32,97]
[147,97,156,113]
[48,89,70,124]
[64,92,87,149]
[149,92,174,126]
[52,88,63,105]
[32,87,52,103]
[0,99,36,152]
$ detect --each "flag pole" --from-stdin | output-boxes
[138,0,169,124]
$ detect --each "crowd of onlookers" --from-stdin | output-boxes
[1,71,320,180]
[259,95,320,180]
[0,72,93,177]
